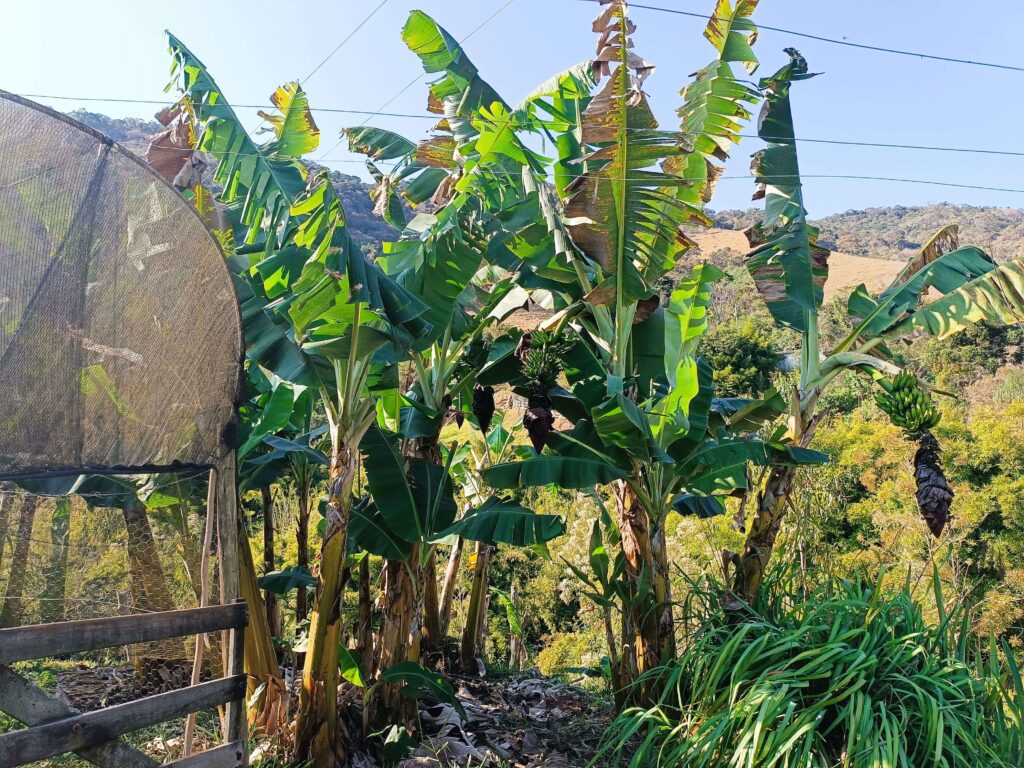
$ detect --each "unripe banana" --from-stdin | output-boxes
[875,371,942,436]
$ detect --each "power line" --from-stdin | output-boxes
[725,174,1024,195]
[247,2,389,142]
[315,0,519,163]
[22,93,432,118]
[759,136,1024,159]
[24,92,1024,160]
[4,120,1023,195]
[13,93,1024,192]
[10,156,1021,198]
[301,0,389,85]
[573,0,1024,73]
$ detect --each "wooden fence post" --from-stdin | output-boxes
[215,451,245,756]
[226,599,247,755]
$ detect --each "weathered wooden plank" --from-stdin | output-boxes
[0,674,246,768]
[163,741,246,768]
[0,664,158,768]
[214,451,243,751]
[216,453,241,609]
[0,602,247,663]
[224,606,247,745]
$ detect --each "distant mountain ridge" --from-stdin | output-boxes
[68,111,1024,264]
[713,204,1024,263]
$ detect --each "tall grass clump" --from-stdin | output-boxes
[598,569,1023,767]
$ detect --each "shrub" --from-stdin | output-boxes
[598,570,1023,767]
[995,368,1024,405]
[699,317,779,397]
[536,631,605,678]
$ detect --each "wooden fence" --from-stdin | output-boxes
[0,600,248,768]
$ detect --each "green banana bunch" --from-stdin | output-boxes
[875,371,941,435]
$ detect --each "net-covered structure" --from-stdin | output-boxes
[0,93,247,762]
[0,90,243,480]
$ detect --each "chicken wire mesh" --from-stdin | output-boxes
[0,90,243,481]
[0,477,224,706]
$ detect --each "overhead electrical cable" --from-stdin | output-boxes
[314,0,519,163]
[21,93,1024,160]
[573,0,1024,73]
[301,0,389,85]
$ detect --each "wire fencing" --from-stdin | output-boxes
[0,480,220,709]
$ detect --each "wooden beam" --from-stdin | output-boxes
[225,601,247,745]
[214,449,244,751]
[163,741,246,768]
[0,603,247,664]
[0,665,158,768]
[0,675,246,768]
[216,451,240,607]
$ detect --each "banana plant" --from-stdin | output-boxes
[341,9,564,664]
[453,0,783,704]
[239,369,328,627]
[348,427,456,726]
[439,421,565,673]
[349,424,562,727]
[480,337,824,703]
[725,48,1024,603]
[163,35,434,765]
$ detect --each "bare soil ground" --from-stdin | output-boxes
[381,673,614,767]
[52,663,613,767]
[688,228,904,302]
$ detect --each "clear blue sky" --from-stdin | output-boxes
[3,0,1023,215]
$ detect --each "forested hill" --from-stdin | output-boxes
[714,204,1024,263]
[69,111,1024,262]
[70,109,398,251]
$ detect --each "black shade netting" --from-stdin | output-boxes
[0,92,243,479]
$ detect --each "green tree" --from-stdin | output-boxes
[726,50,1024,603]
[700,317,778,397]
[164,35,435,762]
[457,0,827,704]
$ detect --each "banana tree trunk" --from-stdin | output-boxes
[402,434,443,656]
[438,537,463,637]
[0,486,12,573]
[731,414,817,603]
[475,586,490,665]
[0,496,37,627]
[612,481,663,706]
[121,496,187,687]
[40,498,70,623]
[356,554,373,661]
[422,549,441,654]
[238,511,288,738]
[122,497,176,611]
[260,486,281,640]
[603,603,623,695]
[731,465,796,604]
[507,583,524,671]
[370,551,423,728]
[460,541,491,674]
[296,482,310,624]
[651,518,674,661]
[175,504,203,605]
[294,445,356,766]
